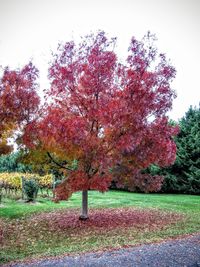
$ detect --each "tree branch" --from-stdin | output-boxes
[47,152,73,171]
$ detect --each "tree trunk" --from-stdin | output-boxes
[21,176,25,200]
[52,175,55,198]
[79,190,88,220]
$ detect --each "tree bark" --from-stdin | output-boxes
[79,190,88,220]
[21,176,25,200]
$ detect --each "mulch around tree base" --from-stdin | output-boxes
[6,233,200,267]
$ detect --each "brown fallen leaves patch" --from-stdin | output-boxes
[0,219,5,244]
[32,208,183,231]
[0,208,186,265]
[1,208,185,252]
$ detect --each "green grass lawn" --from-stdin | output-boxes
[1,190,200,218]
[0,191,200,264]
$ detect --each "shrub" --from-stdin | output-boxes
[23,179,39,202]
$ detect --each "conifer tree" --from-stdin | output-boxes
[161,105,200,194]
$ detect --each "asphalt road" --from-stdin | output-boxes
[6,234,200,267]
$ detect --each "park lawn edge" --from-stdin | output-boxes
[2,230,200,267]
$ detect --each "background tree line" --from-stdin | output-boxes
[159,104,200,194]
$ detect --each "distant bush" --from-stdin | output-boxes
[23,179,39,202]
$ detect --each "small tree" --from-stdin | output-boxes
[23,31,178,219]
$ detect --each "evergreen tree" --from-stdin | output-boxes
[161,105,200,194]
[0,152,31,173]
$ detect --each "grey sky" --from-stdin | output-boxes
[0,0,200,120]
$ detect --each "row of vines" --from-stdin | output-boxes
[0,173,55,200]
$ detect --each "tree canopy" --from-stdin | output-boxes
[22,31,178,204]
[0,63,40,155]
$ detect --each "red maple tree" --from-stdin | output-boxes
[23,31,178,219]
[0,62,40,155]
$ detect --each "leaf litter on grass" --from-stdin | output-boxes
[34,208,183,231]
[0,207,185,264]
[1,207,184,240]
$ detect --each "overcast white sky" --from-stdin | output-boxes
[0,0,200,120]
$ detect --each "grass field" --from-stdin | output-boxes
[0,190,200,264]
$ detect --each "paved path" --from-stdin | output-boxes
[8,234,200,267]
